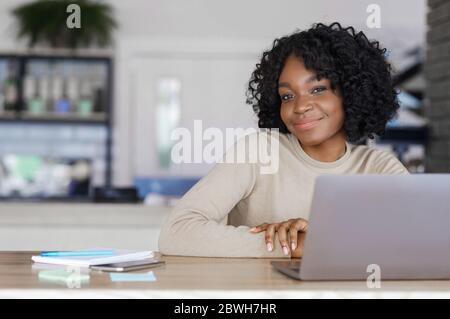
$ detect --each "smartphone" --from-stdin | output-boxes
[90,258,165,272]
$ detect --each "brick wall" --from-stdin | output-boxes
[425,0,450,172]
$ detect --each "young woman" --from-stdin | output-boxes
[158,22,408,258]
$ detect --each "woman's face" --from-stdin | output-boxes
[279,54,346,147]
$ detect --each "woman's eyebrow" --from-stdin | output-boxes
[278,82,291,89]
[304,74,319,83]
[278,75,320,89]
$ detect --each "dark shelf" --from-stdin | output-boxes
[0,112,108,125]
[379,126,428,144]
[0,195,92,203]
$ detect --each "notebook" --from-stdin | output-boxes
[31,249,154,267]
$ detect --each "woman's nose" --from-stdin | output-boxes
[293,96,313,114]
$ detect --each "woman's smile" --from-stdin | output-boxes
[292,117,324,131]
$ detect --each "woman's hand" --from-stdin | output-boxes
[250,218,308,258]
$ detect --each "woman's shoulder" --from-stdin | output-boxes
[350,143,395,160]
[349,143,409,174]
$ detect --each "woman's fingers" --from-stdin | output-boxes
[249,223,269,233]
[291,232,307,258]
[293,218,308,232]
[251,218,308,256]
[277,224,290,255]
[265,224,277,251]
[250,222,280,252]
[289,226,298,251]
[289,218,308,253]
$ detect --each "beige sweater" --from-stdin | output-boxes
[158,132,409,258]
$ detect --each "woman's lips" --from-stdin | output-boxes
[293,117,323,130]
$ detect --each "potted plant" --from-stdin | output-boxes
[12,0,117,48]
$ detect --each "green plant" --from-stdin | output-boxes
[12,0,117,48]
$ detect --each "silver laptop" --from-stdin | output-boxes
[271,174,450,280]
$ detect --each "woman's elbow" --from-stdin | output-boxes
[158,219,187,255]
[158,222,175,255]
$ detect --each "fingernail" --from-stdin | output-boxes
[267,243,273,252]
[283,246,289,255]
[291,242,296,250]
[249,227,257,232]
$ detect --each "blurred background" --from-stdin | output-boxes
[0,0,447,250]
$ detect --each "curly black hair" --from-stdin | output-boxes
[246,22,399,143]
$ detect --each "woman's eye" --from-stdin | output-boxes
[280,94,294,101]
[311,86,327,94]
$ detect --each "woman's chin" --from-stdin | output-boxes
[295,134,326,147]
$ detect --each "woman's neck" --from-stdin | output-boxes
[300,132,347,163]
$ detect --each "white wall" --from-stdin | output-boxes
[107,0,425,45]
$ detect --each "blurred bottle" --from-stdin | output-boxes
[39,63,51,112]
[66,62,79,112]
[78,64,93,116]
[3,61,18,112]
[52,63,70,114]
[92,64,106,113]
[23,74,37,113]
[93,87,105,113]
[24,63,44,114]
[0,61,5,114]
